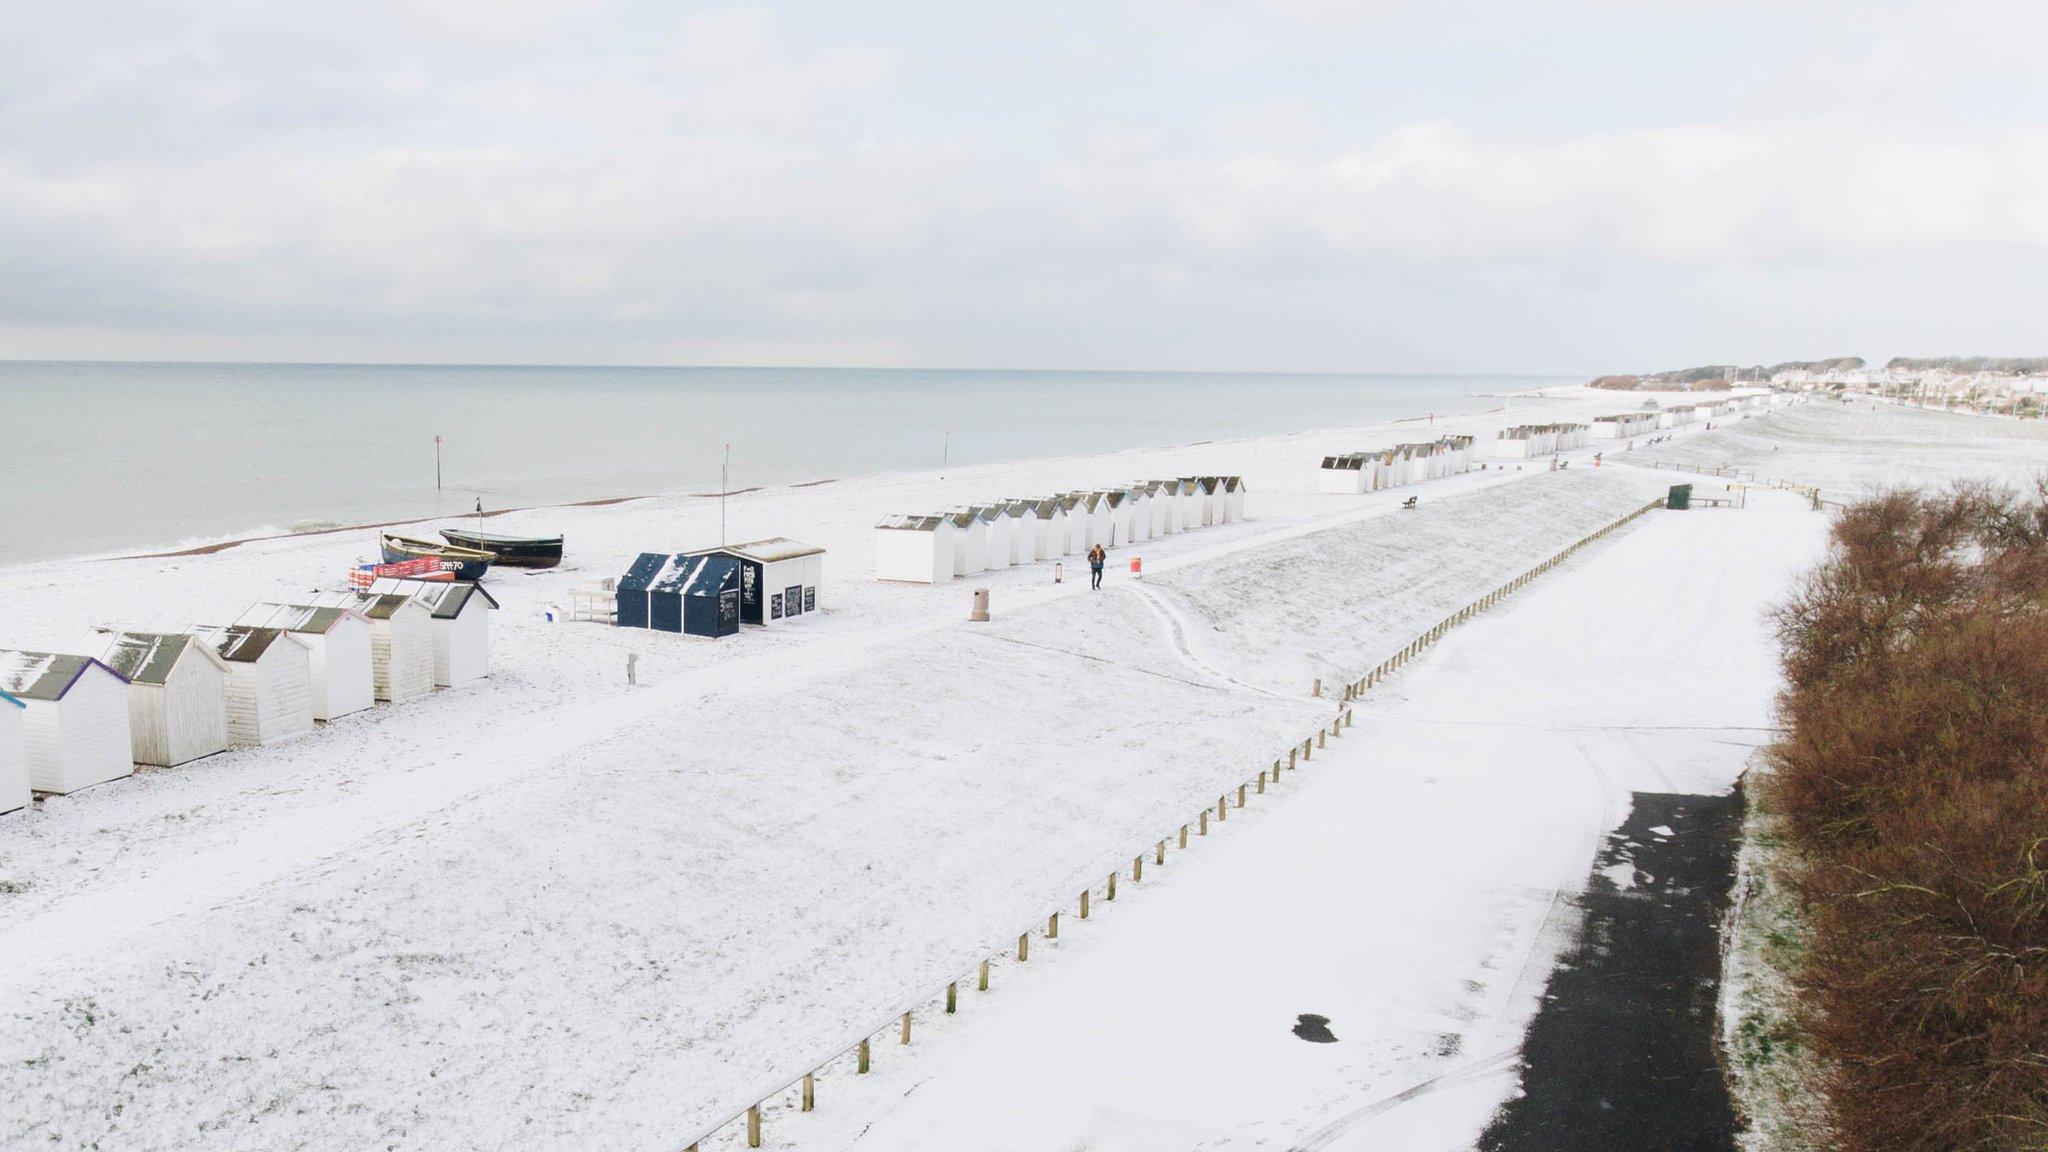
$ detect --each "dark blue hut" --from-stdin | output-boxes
[615,553,743,638]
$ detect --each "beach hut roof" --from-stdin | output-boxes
[654,554,740,597]
[1223,476,1245,492]
[618,552,671,593]
[237,602,367,635]
[102,632,228,685]
[693,537,825,563]
[199,624,305,664]
[876,514,948,532]
[365,578,500,619]
[0,650,128,701]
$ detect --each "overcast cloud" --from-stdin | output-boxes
[1,1,2043,373]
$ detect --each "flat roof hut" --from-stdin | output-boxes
[617,554,743,637]
[101,632,230,768]
[368,579,498,687]
[0,650,133,795]
[237,602,374,721]
[198,625,314,747]
[313,592,434,703]
[0,691,27,815]
[874,515,956,584]
[682,538,825,626]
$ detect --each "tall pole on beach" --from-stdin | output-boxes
[721,442,730,546]
[434,435,443,490]
[942,428,950,480]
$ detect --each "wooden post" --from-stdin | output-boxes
[1107,871,1117,900]
[1018,933,1030,961]
[1156,839,1167,864]
[802,1073,815,1112]
[1312,676,1321,698]
[901,1011,912,1044]
[1303,738,1312,761]
[858,1038,871,1073]
[1257,770,1266,794]
[946,982,957,1014]
[979,960,990,991]
[1180,824,1190,848]
[1288,747,1298,770]
[747,1105,761,1148]
[1199,810,1209,835]
[1317,728,1326,749]
[1237,783,1247,807]
[1133,854,1143,881]
[1217,795,1227,822]
[1048,911,1059,939]
[1079,889,1090,919]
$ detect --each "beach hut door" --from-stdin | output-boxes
[737,560,764,624]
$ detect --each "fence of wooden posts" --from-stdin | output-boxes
[676,496,1668,1151]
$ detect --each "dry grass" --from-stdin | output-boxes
[1768,483,2048,1151]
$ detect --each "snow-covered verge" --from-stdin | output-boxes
[0,390,1708,1152]
[1625,397,2048,497]
[1722,767,1837,1152]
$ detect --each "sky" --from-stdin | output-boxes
[1,1,2044,375]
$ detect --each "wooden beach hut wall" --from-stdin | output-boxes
[1187,477,1218,526]
[0,650,133,795]
[874,515,955,584]
[101,632,230,768]
[0,691,27,815]
[367,579,498,687]
[237,602,374,721]
[1012,498,1060,561]
[1082,491,1117,547]
[1224,476,1246,520]
[198,625,314,747]
[681,538,825,626]
[1141,481,1171,536]
[314,592,434,703]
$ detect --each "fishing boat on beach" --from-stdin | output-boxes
[381,534,496,581]
[437,528,564,569]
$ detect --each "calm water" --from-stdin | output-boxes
[0,362,1564,563]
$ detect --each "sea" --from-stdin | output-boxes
[0,361,1570,564]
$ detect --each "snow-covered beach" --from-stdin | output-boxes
[4,389,2039,1151]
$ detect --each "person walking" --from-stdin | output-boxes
[1088,543,1106,590]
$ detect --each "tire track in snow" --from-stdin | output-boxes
[1123,583,1298,702]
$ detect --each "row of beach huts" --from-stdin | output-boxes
[875,476,1246,584]
[1316,435,1477,493]
[0,578,495,815]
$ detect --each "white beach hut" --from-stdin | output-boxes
[1186,477,1220,526]
[875,514,956,584]
[1008,499,1058,561]
[314,591,435,703]
[1224,476,1247,520]
[237,602,374,721]
[1055,493,1088,553]
[1320,454,1370,493]
[0,691,28,815]
[1121,484,1153,542]
[976,505,1016,570]
[680,538,826,626]
[198,625,314,747]
[944,508,989,575]
[0,650,133,795]
[101,632,231,768]
[1141,481,1172,536]
[1102,489,1138,545]
[368,578,499,687]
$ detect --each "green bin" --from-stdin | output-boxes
[1667,483,1692,510]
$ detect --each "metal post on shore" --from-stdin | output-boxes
[434,435,443,490]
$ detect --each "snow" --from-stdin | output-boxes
[747,489,1831,1151]
[0,385,1902,1152]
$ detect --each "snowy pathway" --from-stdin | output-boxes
[759,492,1828,1152]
